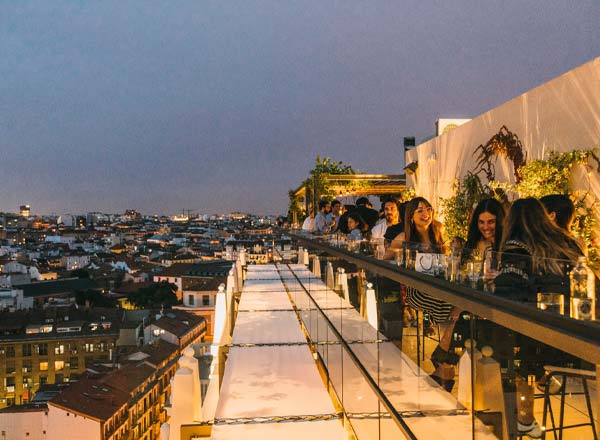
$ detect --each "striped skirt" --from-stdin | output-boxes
[406,286,453,323]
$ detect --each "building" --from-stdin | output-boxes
[173,277,225,339]
[0,308,120,408]
[20,205,31,217]
[143,309,207,351]
[46,340,180,440]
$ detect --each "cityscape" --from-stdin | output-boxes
[2,2,600,440]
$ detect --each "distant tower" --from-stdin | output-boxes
[20,205,31,217]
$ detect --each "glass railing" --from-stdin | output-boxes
[280,231,600,440]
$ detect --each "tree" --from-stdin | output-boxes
[288,155,358,222]
[75,289,116,308]
[127,281,179,309]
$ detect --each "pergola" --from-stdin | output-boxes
[291,173,407,223]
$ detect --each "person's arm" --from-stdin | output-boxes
[383,232,405,260]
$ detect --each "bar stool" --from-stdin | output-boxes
[540,365,597,440]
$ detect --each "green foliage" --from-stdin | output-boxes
[288,155,358,220]
[75,289,116,308]
[127,281,179,309]
[310,155,357,199]
[515,149,600,270]
[514,150,598,198]
[439,173,496,240]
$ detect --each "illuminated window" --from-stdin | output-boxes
[85,343,94,353]
[55,361,64,371]
[39,362,48,371]
[54,344,65,355]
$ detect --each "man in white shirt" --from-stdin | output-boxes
[301,212,315,231]
[371,197,400,239]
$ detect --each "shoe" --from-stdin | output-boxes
[430,346,460,369]
[517,420,542,438]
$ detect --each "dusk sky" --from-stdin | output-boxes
[1,1,599,216]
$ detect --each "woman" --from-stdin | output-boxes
[495,197,584,300]
[463,198,506,261]
[492,198,585,436]
[388,197,446,254]
[346,211,368,240]
[432,199,506,391]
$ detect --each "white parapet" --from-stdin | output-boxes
[326,262,335,289]
[338,268,349,303]
[169,367,194,437]
[365,282,378,330]
[312,255,321,278]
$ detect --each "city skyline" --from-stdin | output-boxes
[1,1,599,215]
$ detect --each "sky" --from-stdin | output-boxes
[1,1,599,216]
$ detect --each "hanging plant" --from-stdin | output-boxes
[473,125,527,183]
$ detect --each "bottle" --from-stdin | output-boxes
[570,256,596,320]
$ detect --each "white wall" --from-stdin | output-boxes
[0,407,48,440]
[407,56,600,216]
[47,404,101,440]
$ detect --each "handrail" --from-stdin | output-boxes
[291,233,600,364]
[282,261,418,440]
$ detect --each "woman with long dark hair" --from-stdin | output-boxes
[394,197,446,253]
[492,198,585,437]
[495,197,584,299]
[463,198,506,260]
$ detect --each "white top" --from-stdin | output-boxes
[301,216,314,231]
[370,220,388,239]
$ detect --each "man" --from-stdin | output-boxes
[301,212,315,232]
[354,197,379,230]
[313,200,332,233]
[327,200,343,232]
[371,197,400,239]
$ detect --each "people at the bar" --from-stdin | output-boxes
[313,200,332,233]
[494,197,585,301]
[346,211,369,240]
[387,196,446,254]
[371,197,401,239]
[327,199,344,233]
[462,198,506,262]
[301,211,315,232]
[384,201,406,242]
[354,196,380,230]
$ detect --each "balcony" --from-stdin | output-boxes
[286,232,600,439]
[169,233,599,439]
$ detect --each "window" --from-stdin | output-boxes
[54,360,64,371]
[70,357,79,370]
[54,344,65,355]
[5,346,15,358]
[202,295,210,306]
[22,344,32,357]
[55,373,63,383]
[188,294,195,306]
[39,362,48,371]
[22,361,32,373]
[85,343,94,353]
[5,362,15,374]
[39,376,47,385]
[38,344,48,356]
